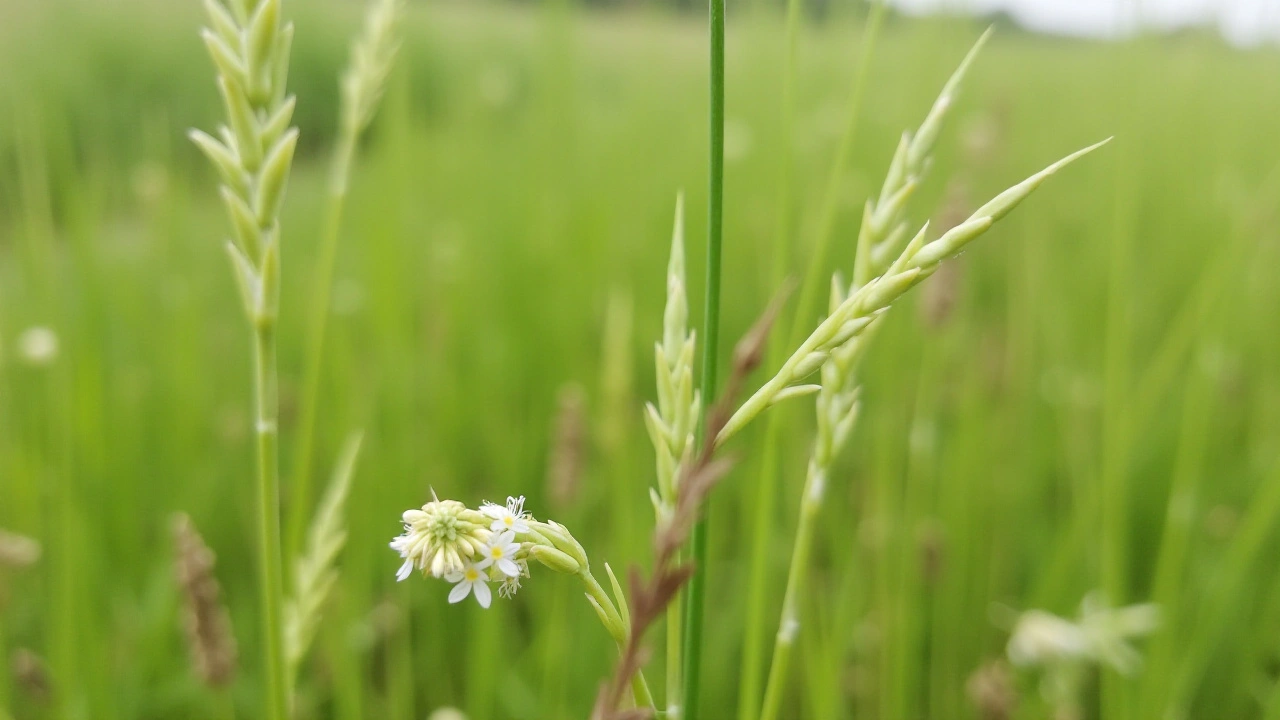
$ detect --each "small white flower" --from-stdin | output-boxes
[1005,595,1159,675]
[498,558,530,599]
[480,496,531,534]
[16,327,58,367]
[445,560,494,608]
[484,530,523,578]
[1007,610,1089,667]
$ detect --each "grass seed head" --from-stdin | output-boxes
[172,514,238,688]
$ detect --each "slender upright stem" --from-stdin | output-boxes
[253,322,287,720]
[683,0,725,717]
[286,130,357,559]
[758,460,823,720]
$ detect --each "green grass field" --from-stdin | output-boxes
[2,1,1280,718]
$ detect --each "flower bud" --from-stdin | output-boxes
[540,520,590,568]
[529,545,581,575]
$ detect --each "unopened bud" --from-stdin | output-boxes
[529,545,581,575]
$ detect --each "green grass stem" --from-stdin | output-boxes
[254,321,288,720]
[683,0,725,716]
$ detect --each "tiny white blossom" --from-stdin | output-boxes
[446,559,494,608]
[17,327,58,367]
[484,530,523,578]
[480,496,531,534]
[1007,610,1089,667]
[500,558,530,599]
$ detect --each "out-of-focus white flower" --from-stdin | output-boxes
[1007,610,1090,667]
[17,327,59,367]
[1077,594,1160,675]
[446,560,493,608]
[1006,594,1159,676]
[0,529,41,568]
[480,496,530,534]
[428,708,469,720]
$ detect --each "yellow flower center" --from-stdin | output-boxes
[502,516,514,528]
[465,568,479,581]
[491,546,504,558]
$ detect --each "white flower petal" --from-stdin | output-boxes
[494,530,516,546]
[475,556,494,571]
[506,496,526,516]
[396,558,414,582]
[473,580,492,608]
[448,582,472,604]
[444,571,464,583]
[497,558,520,578]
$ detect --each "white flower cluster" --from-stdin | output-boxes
[391,495,583,609]
[1004,594,1158,716]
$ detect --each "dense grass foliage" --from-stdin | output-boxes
[2,1,1279,718]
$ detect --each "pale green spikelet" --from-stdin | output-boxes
[192,0,297,326]
[647,193,701,524]
[855,28,990,291]
[326,0,403,197]
[284,433,364,688]
[340,0,404,137]
[721,137,1108,446]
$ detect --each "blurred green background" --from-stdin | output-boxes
[1,0,1279,718]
